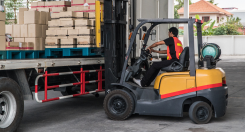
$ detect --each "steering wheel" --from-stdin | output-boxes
[146,49,153,58]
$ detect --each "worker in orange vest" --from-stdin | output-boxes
[133,27,183,87]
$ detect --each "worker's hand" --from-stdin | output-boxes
[146,47,152,53]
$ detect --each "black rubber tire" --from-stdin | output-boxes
[103,89,134,120]
[0,77,24,132]
[189,101,212,124]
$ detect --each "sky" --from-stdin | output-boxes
[179,0,245,10]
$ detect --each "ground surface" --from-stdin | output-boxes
[17,56,245,132]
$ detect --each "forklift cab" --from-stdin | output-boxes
[103,18,228,124]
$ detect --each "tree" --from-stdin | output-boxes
[214,16,243,35]
[4,0,24,24]
[194,14,216,36]
[208,0,218,6]
[174,0,192,19]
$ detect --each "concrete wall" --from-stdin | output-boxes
[179,35,245,55]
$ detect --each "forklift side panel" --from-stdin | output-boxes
[196,69,223,87]
[135,92,196,117]
[197,86,228,118]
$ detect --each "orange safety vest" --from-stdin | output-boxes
[167,37,183,60]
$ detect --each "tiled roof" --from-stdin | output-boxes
[178,0,233,16]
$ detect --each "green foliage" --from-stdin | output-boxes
[174,0,192,19]
[4,0,24,24]
[193,14,216,36]
[179,29,184,35]
[214,16,243,35]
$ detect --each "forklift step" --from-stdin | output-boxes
[45,48,99,57]
[0,50,46,59]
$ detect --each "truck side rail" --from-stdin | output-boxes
[35,66,105,103]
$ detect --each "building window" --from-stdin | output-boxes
[202,16,210,22]
[217,17,219,23]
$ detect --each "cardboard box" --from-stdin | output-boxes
[0,36,6,50]
[37,2,45,8]
[68,6,84,12]
[21,24,28,37]
[51,7,67,12]
[28,24,42,37]
[59,11,75,18]
[77,36,94,44]
[42,25,48,38]
[21,42,34,50]
[88,12,95,19]
[46,12,51,25]
[13,25,21,37]
[60,20,74,27]
[46,29,57,36]
[29,8,37,11]
[75,12,88,18]
[6,42,20,50]
[61,38,77,44]
[45,38,61,48]
[48,20,60,27]
[57,29,68,36]
[75,19,92,26]
[45,1,53,8]
[0,21,5,36]
[83,5,95,11]
[39,11,46,25]
[78,28,94,35]
[30,2,38,8]
[51,13,60,19]
[0,12,5,21]
[25,38,40,50]
[57,36,68,39]
[5,25,13,35]
[13,38,25,42]
[18,8,28,24]
[68,29,79,36]
[56,1,71,7]
[37,8,50,12]
[60,27,75,30]
[24,11,40,24]
[40,38,45,50]
[71,0,85,4]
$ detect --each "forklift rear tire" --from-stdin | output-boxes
[103,89,134,120]
[189,101,212,124]
[0,77,24,132]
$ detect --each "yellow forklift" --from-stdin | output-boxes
[103,18,228,124]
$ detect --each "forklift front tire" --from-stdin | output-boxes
[103,89,134,120]
[189,101,212,124]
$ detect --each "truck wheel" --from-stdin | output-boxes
[0,77,24,132]
[103,89,134,120]
[189,101,212,124]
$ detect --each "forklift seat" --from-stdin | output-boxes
[161,47,189,72]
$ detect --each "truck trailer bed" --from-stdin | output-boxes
[0,57,104,70]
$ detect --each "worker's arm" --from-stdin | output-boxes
[151,49,167,54]
[147,41,165,52]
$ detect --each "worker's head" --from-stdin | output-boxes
[168,27,178,37]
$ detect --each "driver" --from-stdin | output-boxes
[133,27,183,87]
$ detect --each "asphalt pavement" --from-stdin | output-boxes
[17,56,245,132]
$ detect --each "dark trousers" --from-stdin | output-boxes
[141,59,178,87]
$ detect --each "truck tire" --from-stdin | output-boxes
[189,101,212,124]
[103,89,134,120]
[0,77,24,132]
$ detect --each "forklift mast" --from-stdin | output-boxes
[103,0,128,94]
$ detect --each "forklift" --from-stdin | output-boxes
[102,13,228,123]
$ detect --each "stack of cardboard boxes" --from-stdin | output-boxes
[30,1,71,13]
[0,12,5,51]
[46,11,95,48]
[6,8,51,51]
